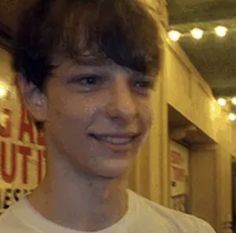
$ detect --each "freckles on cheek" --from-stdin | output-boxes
[50,99,97,129]
[47,97,72,127]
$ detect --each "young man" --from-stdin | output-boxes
[0,0,215,232]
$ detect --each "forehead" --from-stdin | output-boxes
[51,56,154,80]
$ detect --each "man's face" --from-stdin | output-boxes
[40,59,155,178]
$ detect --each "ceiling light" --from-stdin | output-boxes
[231,97,236,105]
[168,30,181,42]
[0,82,8,98]
[228,113,236,122]
[190,28,204,40]
[214,26,228,37]
[217,97,227,106]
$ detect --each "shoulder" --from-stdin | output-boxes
[0,199,31,232]
[0,207,20,229]
[129,190,216,233]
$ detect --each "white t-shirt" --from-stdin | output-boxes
[0,190,215,233]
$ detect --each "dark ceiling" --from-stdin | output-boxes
[0,0,235,97]
[167,0,236,97]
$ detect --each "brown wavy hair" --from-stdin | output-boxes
[13,0,162,91]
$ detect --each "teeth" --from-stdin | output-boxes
[99,136,133,144]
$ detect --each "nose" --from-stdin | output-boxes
[105,78,138,124]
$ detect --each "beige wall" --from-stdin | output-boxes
[190,145,217,227]
[165,41,236,154]
[164,38,234,232]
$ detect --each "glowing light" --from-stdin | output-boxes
[228,113,236,122]
[190,28,204,40]
[168,30,181,42]
[214,26,228,37]
[0,83,8,98]
[231,97,236,105]
[217,97,227,107]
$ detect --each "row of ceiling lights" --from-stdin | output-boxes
[217,97,236,122]
[168,26,236,123]
[168,25,228,41]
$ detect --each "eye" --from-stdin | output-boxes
[67,74,106,92]
[132,79,154,95]
[77,75,103,86]
[134,80,153,88]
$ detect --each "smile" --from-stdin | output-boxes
[88,133,140,152]
[91,135,134,145]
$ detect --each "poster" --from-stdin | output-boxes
[0,48,46,214]
[170,140,189,212]
[170,141,189,196]
[0,101,46,214]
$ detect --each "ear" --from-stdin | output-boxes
[17,73,48,122]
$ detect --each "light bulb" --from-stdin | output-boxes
[168,30,181,42]
[214,26,228,37]
[0,83,8,98]
[231,97,236,105]
[217,97,227,107]
[228,113,236,122]
[190,28,204,40]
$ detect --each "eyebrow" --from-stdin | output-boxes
[53,55,157,81]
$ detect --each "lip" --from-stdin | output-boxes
[90,133,140,138]
[88,133,141,153]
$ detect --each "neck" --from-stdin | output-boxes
[29,156,129,231]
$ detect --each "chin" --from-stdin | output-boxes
[101,167,130,179]
[90,158,132,179]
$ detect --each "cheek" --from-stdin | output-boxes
[139,101,152,131]
[49,105,96,136]
[45,98,96,158]
[47,89,97,122]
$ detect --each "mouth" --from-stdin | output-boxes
[88,133,141,153]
